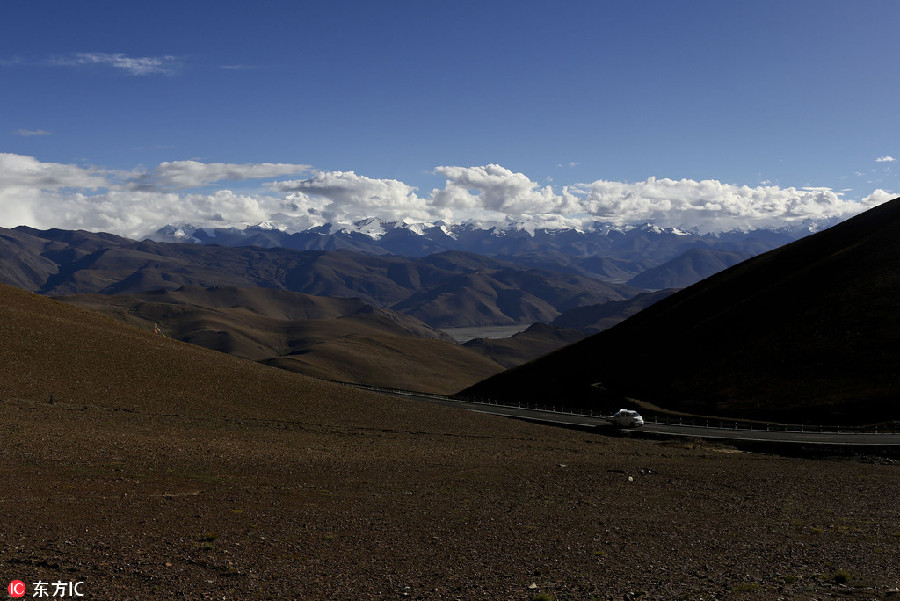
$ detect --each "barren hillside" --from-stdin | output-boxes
[0,284,897,599]
[56,285,503,393]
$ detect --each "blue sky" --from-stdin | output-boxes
[1,0,897,236]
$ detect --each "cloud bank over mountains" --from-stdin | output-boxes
[0,153,892,239]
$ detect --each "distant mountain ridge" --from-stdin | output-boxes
[151,216,832,251]
[147,217,823,290]
[0,226,638,328]
[0,226,660,390]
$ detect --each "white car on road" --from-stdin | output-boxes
[606,409,645,428]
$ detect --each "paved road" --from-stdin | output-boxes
[386,391,900,447]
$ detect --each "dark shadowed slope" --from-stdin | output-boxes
[462,322,585,368]
[463,197,900,425]
[550,289,677,334]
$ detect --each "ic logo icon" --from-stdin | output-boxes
[7,580,26,598]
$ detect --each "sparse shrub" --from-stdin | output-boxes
[731,582,761,592]
[831,568,852,584]
[197,531,218,550]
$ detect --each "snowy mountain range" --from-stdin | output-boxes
[149,216,833,264]
[146,217,837,289]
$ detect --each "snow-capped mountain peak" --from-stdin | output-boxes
[253,221,285,231]
[147,216,817,265]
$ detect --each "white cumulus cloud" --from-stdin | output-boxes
[574,177,887,231]
[270,171,430,223]
[0,154,305,238]
[133,161,313,189]
[0,153,106,190]
[876,155,896,163]
[0,154,893,238]
[0,153,107,230]
[68,189,280,236]
[430,164,581,218]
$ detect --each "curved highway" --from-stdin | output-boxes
[381,389,900,448]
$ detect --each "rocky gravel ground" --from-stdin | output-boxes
[1,393,897,600]
[0,286,897,600]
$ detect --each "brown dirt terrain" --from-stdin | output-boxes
[1,284,898,600]
[56,286,504,394]
[262,333,503,394]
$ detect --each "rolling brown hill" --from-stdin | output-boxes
[0,227,133,291]
[0,282,379,419]
[463,197,900,425]
[0,227,638,328]
[391,268,633,328]
[1,282,898,598]
[56,285,504,394]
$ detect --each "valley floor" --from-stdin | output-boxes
[1,390,897,600]
[439,324,532,343]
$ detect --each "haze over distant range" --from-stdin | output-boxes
[2,2,898,238]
